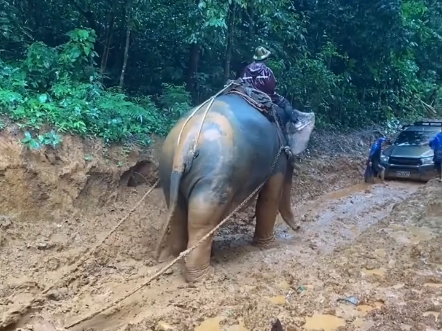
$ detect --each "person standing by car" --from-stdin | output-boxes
[429,127,442,181]
[365,137,386,182]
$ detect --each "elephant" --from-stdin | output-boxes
[155,91,315,283]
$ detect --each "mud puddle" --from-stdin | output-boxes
[213,181,419,256]
[272,181,418,255]
[2,180,432,331]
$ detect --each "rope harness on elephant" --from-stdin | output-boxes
[225,80,290,154]
[227,89,268,112]
[176,79,277,152]
[154,79,291,261]
[64,146,285,329]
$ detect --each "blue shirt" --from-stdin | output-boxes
[429,132,442,151]
[429,132,442,161]
[369,137,386,159]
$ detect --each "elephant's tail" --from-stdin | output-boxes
[154,138,193,261]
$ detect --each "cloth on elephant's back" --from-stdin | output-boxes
[225,78,274,118]
[285,110,315,155]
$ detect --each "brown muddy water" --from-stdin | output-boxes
[4,179,442,331]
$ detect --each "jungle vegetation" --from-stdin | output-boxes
[0,0,441,148]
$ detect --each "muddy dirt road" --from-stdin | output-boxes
[4,175,440,331]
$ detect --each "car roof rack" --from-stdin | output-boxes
[402,121,442,129]
[414,121,442,126]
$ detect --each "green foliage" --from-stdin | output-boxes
[21,130,62,150]
[158,83,193,118]
[1,0,442,140]
[0,28,190,147]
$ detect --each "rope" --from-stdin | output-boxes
[64,146,285,329]
[154,83,235,258]
[176,83,234,148]
[228,90,268,112]
[0,179,160,330]
[228,89,287,153]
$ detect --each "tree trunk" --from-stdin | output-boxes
[100,0,117,75]
[100,21,114,75]
[223,2,236,82]
[119,24,131,89]
[247,6,255,39]
[186,42,200,102]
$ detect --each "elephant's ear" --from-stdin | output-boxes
[286,111,315,155]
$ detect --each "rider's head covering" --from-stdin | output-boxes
[253,46,271,61]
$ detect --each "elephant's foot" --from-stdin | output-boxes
[287,221,301,232]
[184,264,214,283]
[252,234,278,249]
[156,246,171,263]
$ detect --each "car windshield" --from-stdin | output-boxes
[394,130,438,146]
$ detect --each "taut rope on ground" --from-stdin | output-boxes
[0,179,160,330]
[64,146,285,329]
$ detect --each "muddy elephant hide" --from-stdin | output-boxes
[156,93,315,282]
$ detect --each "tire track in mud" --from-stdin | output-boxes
[2,180,424,331]
[211,181,420,283]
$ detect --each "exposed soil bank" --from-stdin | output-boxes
[1,128,401,331]
[0,127,371,223]
[0,127,163,222]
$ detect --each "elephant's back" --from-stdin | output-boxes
[168,93,279,152]
[199,95,283,194]
[212,94,281,155]
[160,94,284,202]
[206,94,284,201]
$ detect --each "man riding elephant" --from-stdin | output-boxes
[242,46,303,131]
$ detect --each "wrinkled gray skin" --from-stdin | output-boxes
[156,94,303,283]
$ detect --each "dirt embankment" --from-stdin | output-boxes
[0,127,162,223]
[0,127,381,331]
[0,127,370,223]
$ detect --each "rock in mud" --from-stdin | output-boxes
[0,215,12,228]
[46,288,68,301]
[37,241,55,250]
[156,321,176,330]
[163,268,173,275]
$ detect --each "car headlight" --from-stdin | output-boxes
[421,156,434,165]
[380,154,389,163]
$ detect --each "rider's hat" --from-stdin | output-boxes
[253,46,271,61]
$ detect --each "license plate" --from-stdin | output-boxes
[396,171,411,178]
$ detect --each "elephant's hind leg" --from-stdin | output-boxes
[157,195,188,262]
[185,194,228,283]
[253,173,284,248]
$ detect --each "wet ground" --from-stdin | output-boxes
[4,178,442,331]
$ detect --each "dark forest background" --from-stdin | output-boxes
[1,0,441,146]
